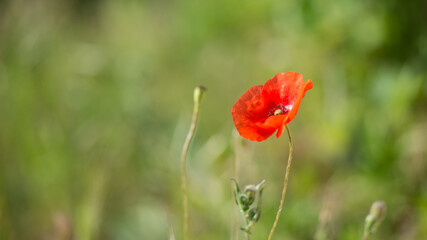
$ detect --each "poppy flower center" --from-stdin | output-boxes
[268,104,291,116]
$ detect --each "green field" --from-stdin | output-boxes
[0,0,426,239]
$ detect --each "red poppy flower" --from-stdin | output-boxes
[232,72,313,141]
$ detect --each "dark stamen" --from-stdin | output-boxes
[267,104,290,116]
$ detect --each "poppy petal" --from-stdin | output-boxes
[232,72,313,141]
[262,72,304,107]
[276,79,313,138]
[232,85,277,141]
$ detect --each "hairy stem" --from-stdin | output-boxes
[232,132,239,240]
[267,125,293,240]
[232,133,250,240]
[361,234,369,240]
[181,101,201,240]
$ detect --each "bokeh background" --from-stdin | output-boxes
[0,0,426,239]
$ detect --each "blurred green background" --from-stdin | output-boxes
[0,0,426,239]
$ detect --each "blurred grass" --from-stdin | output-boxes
[0,0,426,239]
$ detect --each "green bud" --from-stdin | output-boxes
[231,178,266,234]
[364,201,386,236]
[193,86,207,104]
[243,185,257,206]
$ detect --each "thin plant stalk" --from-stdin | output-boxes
[236,200,250,240]
[232,132,250,240]
[244,223,250,240]
[181,86,205,240]
[267,125,293,240]
[232,133,239,240]
[169,217,176,240]
[236,197,250,240]
[361,233,369,240]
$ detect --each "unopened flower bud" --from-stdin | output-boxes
[243,185,257,206]
[231,179,266,234]
[364,201,386,236]
[370,201,386,220]
[193,86,207,104]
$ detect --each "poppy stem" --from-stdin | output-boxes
[267,125,293,240]
[181,86,205,240]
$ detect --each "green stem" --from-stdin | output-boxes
[361,233,369,240]
[181,101,201,240]
[240,209,250,240]
[267,125,293,240]
[232,133,239,240]
[232,133,250,240]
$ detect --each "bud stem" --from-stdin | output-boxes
[361,201,386,240]
[267,125,293,240]
[361,233,369,240]
[181,87,205,240]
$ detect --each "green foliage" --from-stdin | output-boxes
[0,0,426,239]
